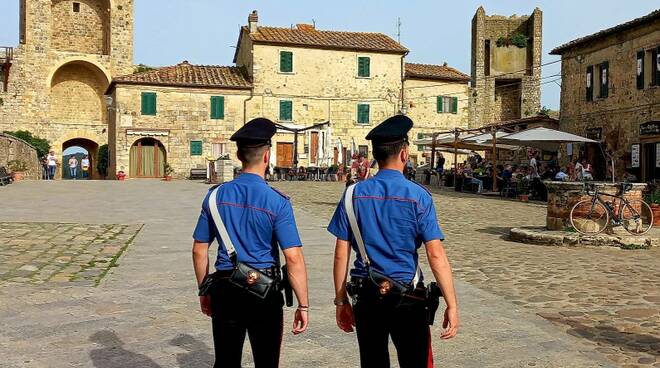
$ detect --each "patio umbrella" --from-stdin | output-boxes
[498,127,597,151]
[337,138,343,165]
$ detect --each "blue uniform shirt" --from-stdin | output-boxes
[193,173,302,271]
[327,169,444,283]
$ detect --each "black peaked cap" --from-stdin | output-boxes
[230,117,277,146]
[365,115,414,143]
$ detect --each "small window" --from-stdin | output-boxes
[599,61,609,98]
[279,100,293,121]
[652,47,660,87]
[436,96,457,114]
[636,51,645,90]
[73,2,80,12]
[280,51,293,73]
[586,65,594,101]
[212,143,227,157]
[357,103,370,124]
[357,57,370,78]
[141,92,157,115]
[190,141,203,156]
[210,96,224,119]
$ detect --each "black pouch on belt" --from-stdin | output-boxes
[425,282,442,325]
[229,262,275,299]
[368,268,411,296]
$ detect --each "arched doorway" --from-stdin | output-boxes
[130,138,166,178]
[62,138,99,179]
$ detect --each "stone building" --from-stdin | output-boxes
[0,0,134,179]
[550,10,659,182]
[469,6,542,128]
[107,11,470,178]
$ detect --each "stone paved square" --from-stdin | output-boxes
[0,180,657,368]
[0,222,142,286]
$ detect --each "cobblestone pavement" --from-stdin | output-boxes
[0,222,142,286]
[272,181,660,368]
[0,180,650,367]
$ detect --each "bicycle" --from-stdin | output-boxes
[569,182,654,236]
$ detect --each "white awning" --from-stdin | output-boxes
[498,127,597,151]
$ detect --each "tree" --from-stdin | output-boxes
[97,144,109,179]
[3,130,51,157]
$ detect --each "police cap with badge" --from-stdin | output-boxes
[230,117,277,147]
[365,114,413,145]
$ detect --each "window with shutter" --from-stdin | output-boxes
[280,51,293,73]
[357,104,370,124]
[636,51,645,90]
[141,92,157,115]
[357,57,370,77]
[654,47,660,87]
[279,100,292,121]
[190,141,203,156]
[600,61,609,98]
[210,96,225,119]
[586,66,593,101]
[437,96,443,113]
[452,97,458,114]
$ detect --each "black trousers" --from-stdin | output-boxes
[210,280,284,368]
[353,292,432,368]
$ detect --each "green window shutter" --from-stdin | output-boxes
[600,61,609,98]
[452,97,458,114]
[141,92,156,115]
[636,51,645,90]
[211,96,224,119]
[280,51,293,73]
[358,57,370,77]
[437,96,443,113]
[279,100,292,121]
[357,104,370,124]
[190,141,203,156]
[586,66,593,101]
[417,132,424,139]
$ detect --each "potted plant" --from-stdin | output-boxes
[7,159,28,181]
[645,188,660,227]
[163,163,174,181]
[517,176,530,202]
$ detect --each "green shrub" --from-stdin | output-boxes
[3,130,51,157]
[510,33,529,48]
[97,144,109,178]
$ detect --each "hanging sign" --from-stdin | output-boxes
[631,144,640,168]
[639,121,660,136]
[585,127,602,141]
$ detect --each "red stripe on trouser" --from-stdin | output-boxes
[427,327,434,368]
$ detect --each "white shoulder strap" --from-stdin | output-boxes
[344,183,370,266]
[344,183,421,285]
[208,186,236,258]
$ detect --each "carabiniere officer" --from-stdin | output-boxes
[192,117,310,368]
[328,115,459,367]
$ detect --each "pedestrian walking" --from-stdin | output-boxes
[81,155,90,179]
[328,115,459,368]
[68,155,79,179]
[40,155,48,180]
[192,117,309,368]
[46,151,57,180]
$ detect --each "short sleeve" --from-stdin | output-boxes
[327,191,350,241]
[417,193,444,242]
[274,200,302,249]
[193,193,215,243]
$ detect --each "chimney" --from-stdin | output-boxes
[248,10,258,33]
[296,24,315,32]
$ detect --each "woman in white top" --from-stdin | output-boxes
[46,151,58,180]
[81,155,90,179]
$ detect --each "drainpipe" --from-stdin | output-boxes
[243,88,254,125]
[400,51,409,113]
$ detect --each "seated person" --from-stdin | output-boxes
[462,164,483,193]
[555,167,569,181]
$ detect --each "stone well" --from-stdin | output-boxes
[545,181,647,230]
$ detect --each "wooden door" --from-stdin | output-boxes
[310,132,319,163]
[277,142,294,168]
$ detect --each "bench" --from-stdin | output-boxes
[0,166,12,186]
[189,168,207,180]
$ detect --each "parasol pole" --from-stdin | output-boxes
[492,127,498,192]
[431,132,437,171]
[453,128,459,188]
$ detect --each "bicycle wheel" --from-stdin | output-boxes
[570,200,609,235]
[621,200,653,235]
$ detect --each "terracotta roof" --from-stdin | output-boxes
[108,62,252,91]
[550,9,660,54]
[243,25,408,54]
[404,63,470,82]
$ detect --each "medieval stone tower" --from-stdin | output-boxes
[469,7,542,128]
[0,0,133,178]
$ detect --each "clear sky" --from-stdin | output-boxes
[0,1,657,109]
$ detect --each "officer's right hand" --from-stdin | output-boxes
[441,307,459,339]
[199,296,212,317]
[336,304,355,333]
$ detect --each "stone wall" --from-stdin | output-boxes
[51,0,110,55]
[0,133,40,179]
[557,25,660,180]
[469,7,542,127]
[0,0,133,178]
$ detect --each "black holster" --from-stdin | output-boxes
[425,282,442,325]
[280,264,294,307]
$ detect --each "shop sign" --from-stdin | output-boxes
[639,121,660,136]
[585,127,602,141]
[631,144,640,168]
